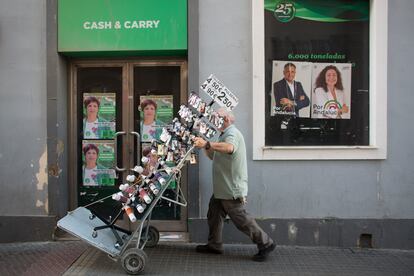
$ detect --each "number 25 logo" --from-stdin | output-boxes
[274,2,295,23]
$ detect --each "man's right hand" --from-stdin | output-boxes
[341,104,349,114]
[280,98,293,107]
[193,137,207,149]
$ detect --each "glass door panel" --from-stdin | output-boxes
[77,67,124,219]
[71,60,188,232]
[133,65,185,223]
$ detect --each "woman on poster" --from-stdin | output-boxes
[312,65,349,119]
[140,99,163,142]
[82,144,109,186]
[83,96,108,139]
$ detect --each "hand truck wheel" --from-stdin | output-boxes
[121,248,147,275]
[140,226,160,248]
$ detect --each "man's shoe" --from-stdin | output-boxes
[195,244,224,254]
[252,243,276,262]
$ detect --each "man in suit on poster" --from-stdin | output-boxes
[273,62,310,117]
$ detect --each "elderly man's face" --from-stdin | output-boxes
[283,66,296,83]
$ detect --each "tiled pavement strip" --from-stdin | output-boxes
[0,240,88,276]
[63,242,414,276]
[1,240,413,276]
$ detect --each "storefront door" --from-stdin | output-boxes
[69,59,188,232]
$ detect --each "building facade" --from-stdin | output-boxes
[0,0,413,249]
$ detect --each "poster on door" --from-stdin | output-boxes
[82,140,116,186]
[83,93,116,139]
[139,95,173,142]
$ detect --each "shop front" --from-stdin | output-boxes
[59,0,189,232]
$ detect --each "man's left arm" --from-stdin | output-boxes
[193,137,234,154]
[209,141,234,154]
[296,82,310,109]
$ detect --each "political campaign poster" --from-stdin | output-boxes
[271,61,312,118]
[82,140,116,186]
[83,93,116,139]
[311,63,352,119]
[139,95,173,142]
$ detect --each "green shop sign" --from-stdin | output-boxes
[265,0,368,23]
[58,0,187,56]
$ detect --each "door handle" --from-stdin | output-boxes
[130,131,140,170]
[114,131,126,172]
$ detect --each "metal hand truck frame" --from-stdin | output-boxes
[57,146,193,275]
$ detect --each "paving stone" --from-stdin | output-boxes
[2,241,414,275]
[0,241,88,276]
[63,242,414,276]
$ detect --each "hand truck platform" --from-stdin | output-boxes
[57,206,131,257]
[57,150,190,275]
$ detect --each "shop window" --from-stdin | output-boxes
[252,0,388,159]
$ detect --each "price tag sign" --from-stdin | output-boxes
[200,74,239,110]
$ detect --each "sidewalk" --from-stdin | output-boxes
[1,240,414,275]
[64,242,414,276]
[0,240,88,276]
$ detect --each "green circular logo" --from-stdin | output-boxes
[274,2,296,23]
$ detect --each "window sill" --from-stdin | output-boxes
[254,146,386,160]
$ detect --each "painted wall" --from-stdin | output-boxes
[383,0,414,218]
[196,0,414,220]
[46,0,69,218]
[0,0,412,244]
[0,0,48,216]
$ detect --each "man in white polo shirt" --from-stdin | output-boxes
[193,108,275,262]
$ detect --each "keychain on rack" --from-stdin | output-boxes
[111,89,221,210]
[190,151,197,164]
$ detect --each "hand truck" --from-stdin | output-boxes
[57,147,192,274]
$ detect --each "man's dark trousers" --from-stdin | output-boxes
[207,195,273,251]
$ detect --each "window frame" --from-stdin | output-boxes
[252,0,388,160]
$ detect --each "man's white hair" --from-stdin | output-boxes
[216,107,235,124]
